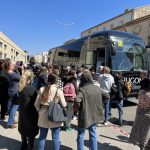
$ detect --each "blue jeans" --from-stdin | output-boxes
[110,99,123,124]
[38,127,60,150]
[65,102,74,126]
[104,99,110,122]
[77,124,97,150]
[7,99,18,125]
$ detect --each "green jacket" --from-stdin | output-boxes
[75,83,104,128]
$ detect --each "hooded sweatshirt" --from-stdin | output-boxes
[98,73,114,93]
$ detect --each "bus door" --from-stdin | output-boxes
[96,47,106,73]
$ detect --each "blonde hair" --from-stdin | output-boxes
[18,70,33,92]
[102,66,110,74]
[40,67,48,75]
[41,84,51,103]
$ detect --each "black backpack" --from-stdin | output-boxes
[111,83,119,95]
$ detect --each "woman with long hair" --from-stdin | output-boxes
[18,70,39,150]
[34,73,67,150]
[129,78,150,150]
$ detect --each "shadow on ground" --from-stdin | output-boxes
[0,120,7,129]
[0,135,21,150]
[123,100,137,107]
[110,100,137,108]
[100,135,129,143]
[34,139,73,150]
[85,140,122,150]
[109,117,133,126]
[0,135,73,150]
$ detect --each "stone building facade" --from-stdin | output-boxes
[81,5,150,41]
[0,32,27,63]
[114,15,150,46]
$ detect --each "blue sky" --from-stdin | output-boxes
[0,0,149,55]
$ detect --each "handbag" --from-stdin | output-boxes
[48,88,66,122]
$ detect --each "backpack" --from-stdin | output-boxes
[63,83,76,101]
[124,80,132,96]
[111,83,118,95]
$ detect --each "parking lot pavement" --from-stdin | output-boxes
[0,121,139,150]
[0,100,140,150]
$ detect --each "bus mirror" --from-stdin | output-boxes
[111,45,116,56]
[146,45,150,48]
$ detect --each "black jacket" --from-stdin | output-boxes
[111,77,125,100]
[18,85,39,137]
[37,74,48,90]
[0,75,9,102]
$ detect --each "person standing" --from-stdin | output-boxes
[18,70,39,150]
[0,60,9,120]
[37,67,48,90]
[34,73,67,150]
[140,71,148,89]
[4,61,20,128]
[98,66,114,125]
[63,70,77,131]
[90,66,100,87]
[74,70,103,150]
[110,72,125,126]
[52,65,64,91]
[129,78,150,150]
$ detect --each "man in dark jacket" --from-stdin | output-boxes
[110,72,125,126]
[74,69,103,150]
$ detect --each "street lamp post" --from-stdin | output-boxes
[56,20,74,41]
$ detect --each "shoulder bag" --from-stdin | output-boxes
[48,88,66,122]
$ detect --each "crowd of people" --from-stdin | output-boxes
[0,59,149,150]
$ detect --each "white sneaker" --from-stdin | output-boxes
[73,116,78,120]
[103,122,108,125]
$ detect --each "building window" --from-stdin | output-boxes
[4,44,7,50]
[11,56,13,61]
[0,42,2,48]
[48,51,52,55]
[11,49,13,53]
[88,29,91,33]
[119,20,124,25]
[4,54,7,59]
[16,51,19,56]
[103,27,106,30]
[58,52,66,57]
[0,53,2,59]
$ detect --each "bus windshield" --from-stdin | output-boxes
[111,39,147,71]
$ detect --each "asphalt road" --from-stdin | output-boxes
[0,100,140,150]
